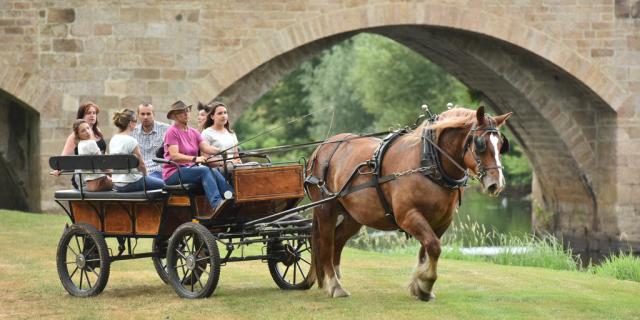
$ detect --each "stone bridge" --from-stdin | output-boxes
[0,0,638,254]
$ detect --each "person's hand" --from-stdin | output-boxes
[206,155,224,167]
[50,170,61,176]
[195,156,207,164]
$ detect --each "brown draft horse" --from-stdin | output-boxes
[303,106,512,300]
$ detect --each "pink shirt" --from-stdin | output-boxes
[162,125,202,180]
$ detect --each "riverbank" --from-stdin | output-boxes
[1,210,639,319]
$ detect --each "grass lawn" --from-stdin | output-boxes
[1,209,638,320]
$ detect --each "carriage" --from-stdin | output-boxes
[49,153,316,298]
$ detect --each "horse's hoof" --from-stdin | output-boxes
[332,287,351,298]
[418,292,436,302]
[410,283,435,301]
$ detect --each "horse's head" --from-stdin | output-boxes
[464,106,512,197]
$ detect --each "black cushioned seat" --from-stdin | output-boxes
[163,183,203,193]
[54,189,166,201]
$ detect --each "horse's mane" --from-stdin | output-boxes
[411,107,477,139]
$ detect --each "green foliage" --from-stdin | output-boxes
[588,251,640,282]
[500,130,532,188]
[300,40,375,138]
[350,34,470,129]
[234,68,315,161]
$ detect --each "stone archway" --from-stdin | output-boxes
[0,63,75,212]
[0,89,40,211]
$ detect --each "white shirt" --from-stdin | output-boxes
[201,127,238,157]
[76,140,106,183]
[109,134,143,186]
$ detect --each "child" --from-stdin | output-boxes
[73,119,113,192]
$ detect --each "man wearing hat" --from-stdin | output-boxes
[132,102,170,180]
[163,100,232,216]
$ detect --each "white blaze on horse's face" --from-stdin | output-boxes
[488,133,505,195]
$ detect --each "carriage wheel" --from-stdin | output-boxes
[268,236,313,290]
[166,222,221,299]
[151,237,170,284]
[56,223,110,297]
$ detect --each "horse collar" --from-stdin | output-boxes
[420,127,468,190]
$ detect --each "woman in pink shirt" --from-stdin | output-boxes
[163,101,231,214]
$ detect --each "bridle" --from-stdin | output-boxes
[463,118,509,180]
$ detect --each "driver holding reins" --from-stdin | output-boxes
[162,100,232,215]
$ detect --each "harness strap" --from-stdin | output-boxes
[371,130,408,226]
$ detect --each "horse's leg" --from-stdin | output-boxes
[314,200,350,298]
[399,209,441,301]
[333,213,362,280]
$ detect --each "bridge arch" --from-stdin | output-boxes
[187,3,627,250]
[0,63,76,212]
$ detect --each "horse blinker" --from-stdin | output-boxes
[474,136,486,153]
[499,133,510,154]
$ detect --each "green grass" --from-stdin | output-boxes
[1,209,639,319]
[588,251,640,282]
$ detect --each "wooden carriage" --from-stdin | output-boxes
[50,154,312,298]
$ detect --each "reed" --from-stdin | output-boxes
[588,251,640,282]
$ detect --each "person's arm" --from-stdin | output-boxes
[199,140,221,157]
[61,133,76,156]
[233,146,241,164]
[133,145,147,175]
[167,144,206,163]
[52,134,76,176]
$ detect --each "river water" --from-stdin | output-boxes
[456,188,532,236]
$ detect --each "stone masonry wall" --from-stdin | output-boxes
[0,0,638,251]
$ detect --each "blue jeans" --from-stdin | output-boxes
[149,171,163,180]
[165,166,231,208]
[115,176,166,192]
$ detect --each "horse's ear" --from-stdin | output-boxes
[493,112,513,127]
[476,106,485,125]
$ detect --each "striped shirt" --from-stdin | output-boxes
[131,121,170,175]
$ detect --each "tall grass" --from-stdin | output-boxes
[441,215,580,270]
[348,215,580,271]
[588,251,640,282]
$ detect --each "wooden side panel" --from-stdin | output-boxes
[233,165,304,203]
[168,195,191,206]
[195,195,211,216]
[135,203,163,235]
[71,202,101,231]
[162,206,192,236]
[104,203,133,234]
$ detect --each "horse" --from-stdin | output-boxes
[303,106,512,300]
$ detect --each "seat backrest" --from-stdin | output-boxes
[49,154,139,172]
[155,146,164,159]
